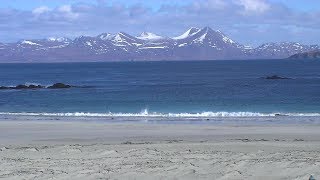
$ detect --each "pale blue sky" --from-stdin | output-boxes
[1,0,185,10]
[0,0,319,46]
[1,0,319,11]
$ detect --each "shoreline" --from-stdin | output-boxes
[1,114,320,125]
[1,117,320,179]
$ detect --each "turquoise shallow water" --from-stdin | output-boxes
[0,59,320,117]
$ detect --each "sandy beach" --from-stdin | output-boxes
[0,117,320,180]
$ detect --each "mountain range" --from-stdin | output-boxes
[0,27,319,62]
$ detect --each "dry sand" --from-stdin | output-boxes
[0,118,320,179]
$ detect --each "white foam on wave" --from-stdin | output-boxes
[0,110,320,118]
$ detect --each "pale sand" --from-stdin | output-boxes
[0,119,320,179]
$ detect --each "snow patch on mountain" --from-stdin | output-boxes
[193,33,206,43]
[132,43,143,47]
[178,43,188,47]
[47,37,69,42]
[113,34,124,42]
[86,41,92,46]
[47,45,69,49]
[109,32,142,48]
[139,46,167,49]
[98,33,113,41]
[222,36,235,44]
[243,45,253,50]
[173,27,200,40]
[21,40,41,46]
[137,32,163,40]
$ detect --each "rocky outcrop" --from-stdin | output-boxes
[0,84,44,90]
[47,83,72,89]
[0,83,74,90]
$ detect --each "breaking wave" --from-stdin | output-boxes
[0,109,320,118]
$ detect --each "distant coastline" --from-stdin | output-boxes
[288,50,320,59]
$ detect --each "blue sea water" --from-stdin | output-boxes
[0,59,320,117]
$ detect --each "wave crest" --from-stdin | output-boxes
[0,111,320,117]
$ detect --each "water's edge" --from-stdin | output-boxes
[1,114,320,125]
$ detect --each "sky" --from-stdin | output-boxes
[0,0,320,47]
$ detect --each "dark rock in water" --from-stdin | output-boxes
[28,85,43,89]
[0,86,9,89]
[13,84,44,89]
[265,75,291,80]
[0,83,74,90]
[47,83,72,89]
[15,84,29,89]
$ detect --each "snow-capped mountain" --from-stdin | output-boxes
[0,27,319,62]
[174,27,243,49]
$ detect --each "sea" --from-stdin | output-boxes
[0,59,320,123]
